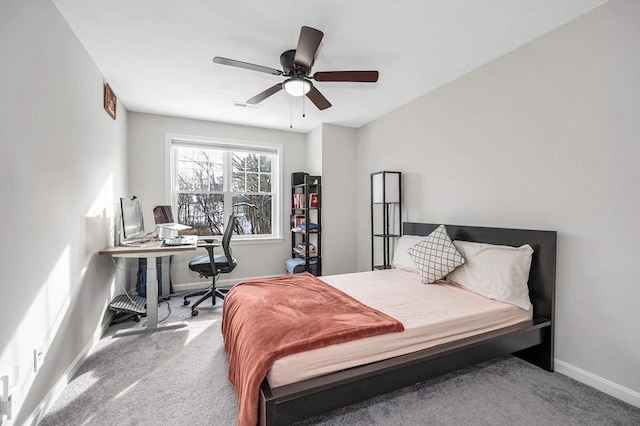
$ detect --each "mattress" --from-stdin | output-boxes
[267,269,532,387]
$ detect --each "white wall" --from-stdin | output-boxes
[318,124,358,275]
[356,0,639,403]
[304,124,358,275]
[0,1,128,424]
[127,112,307,285]
[306,126,323,176]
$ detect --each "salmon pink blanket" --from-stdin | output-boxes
[221,272,404,426]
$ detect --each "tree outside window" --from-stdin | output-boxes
[171,141,278,238]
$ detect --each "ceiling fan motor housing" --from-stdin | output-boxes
[280,49,311,76]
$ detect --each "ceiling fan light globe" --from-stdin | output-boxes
[283,78,312,97]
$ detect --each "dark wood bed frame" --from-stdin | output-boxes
[258,222,557,425]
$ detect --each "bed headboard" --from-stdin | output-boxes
[402,222,556,322]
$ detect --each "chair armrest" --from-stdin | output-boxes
[197,237,219,247]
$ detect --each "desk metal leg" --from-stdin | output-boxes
[113,255,188,338]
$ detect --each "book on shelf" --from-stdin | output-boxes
[296,242,315,251]
[291,214,305,228]
[293,247,317,257]
[292,193,306,209]
[309,193,318,208]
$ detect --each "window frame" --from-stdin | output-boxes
[165,133,283,242]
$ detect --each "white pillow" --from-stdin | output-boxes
[392,235,425,274]
[407,225,465,284]
[446,240,533,311]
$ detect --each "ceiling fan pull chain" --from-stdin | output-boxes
[290,94,293,129]
[302,93,306,118]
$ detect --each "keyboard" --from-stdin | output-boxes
[163,236,190,246]
[120,238,152,246]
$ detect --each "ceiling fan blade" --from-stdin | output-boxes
[294,26,324,69]
[247,84,283,104]
[306,86,331,110]
[213,57,283,76]
[312,71,379,82]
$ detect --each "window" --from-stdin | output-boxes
[168,135,282,240]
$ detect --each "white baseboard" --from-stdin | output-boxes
[23,316,113,425]
[555,359,640,408]
[171,277,243,293]
[171,282,209,293]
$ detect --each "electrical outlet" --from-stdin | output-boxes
[1,375,12,421]
[33,347,45,372]
[0,394,12,422]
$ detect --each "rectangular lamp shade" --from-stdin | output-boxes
[372,171,400,203]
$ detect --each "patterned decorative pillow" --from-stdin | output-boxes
[407,225,465,284]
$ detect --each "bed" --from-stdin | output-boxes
[226,222,556,425]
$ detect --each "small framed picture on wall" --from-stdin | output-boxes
[104,83,117,119]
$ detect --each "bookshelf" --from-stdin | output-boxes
[291,173,322,275]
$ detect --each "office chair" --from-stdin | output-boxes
[183,214,237,316]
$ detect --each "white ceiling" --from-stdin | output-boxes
[53,0,606,133]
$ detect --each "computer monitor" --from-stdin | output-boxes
[120,197,144,240]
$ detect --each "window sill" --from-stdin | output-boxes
[232,236,285,245]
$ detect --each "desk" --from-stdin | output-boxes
[99,236,199,337]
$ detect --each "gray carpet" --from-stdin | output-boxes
[40,295,640,426]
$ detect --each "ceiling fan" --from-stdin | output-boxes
[212,26,379,111]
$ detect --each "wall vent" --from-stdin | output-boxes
[233,101,260,109]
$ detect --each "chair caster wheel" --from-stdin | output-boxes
[184,300,190,306]
[191,310,199,316]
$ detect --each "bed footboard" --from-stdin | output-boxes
[259,318,551,426]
